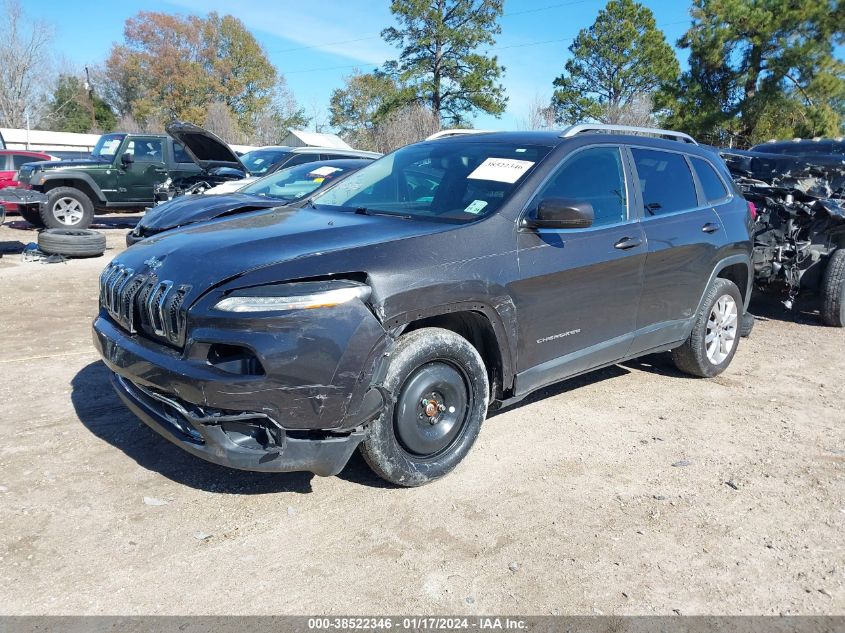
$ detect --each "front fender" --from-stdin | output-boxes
[41,171,107,203]
[379,286,518,395]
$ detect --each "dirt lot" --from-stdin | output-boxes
[0,214,843,616]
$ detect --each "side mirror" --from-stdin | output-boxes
[121,152,134,166]
[525,197,594,229]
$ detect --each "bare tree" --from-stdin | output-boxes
[521,93,555,130]
[203,101,244,144]
[0,0,54,128]
[602,93,655,127]
[371,104,440,153]
[115,113,164,134]
[250,77,308,145]
[308,97,329,134]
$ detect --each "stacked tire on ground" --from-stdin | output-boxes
[37,229,106,258]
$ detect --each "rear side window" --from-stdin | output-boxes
[691,157,728,203]
[173,142,192,163]
[533,146,628,226]
[631,148,697,216]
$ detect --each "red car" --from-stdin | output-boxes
[0,150,53,213]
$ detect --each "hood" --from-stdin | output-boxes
[26,158,107,170]
[115,206,452,301]
[165,120,247,173]
[139,193,280,232]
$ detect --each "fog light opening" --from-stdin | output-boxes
[207,344,265,376]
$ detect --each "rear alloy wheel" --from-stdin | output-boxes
[705,294,739,364]
[672,277,743,378]
[41,187,94,229]
[360,327,489,486]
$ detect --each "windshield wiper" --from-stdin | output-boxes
[354,207,412,219]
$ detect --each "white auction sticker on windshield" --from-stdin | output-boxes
[467,157,535,183]
[308,166,342,177]
[464,199,488,215]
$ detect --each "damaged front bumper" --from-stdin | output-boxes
[111,372,365,476]
[92,302,388,475]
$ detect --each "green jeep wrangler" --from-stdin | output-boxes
[12,123,247,229]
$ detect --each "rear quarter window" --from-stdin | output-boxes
[691,157,729,203]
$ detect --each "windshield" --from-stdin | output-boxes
[239,149,292,175]
[312,140,552,222]
[91,134,126,160]
[239,162,357,200]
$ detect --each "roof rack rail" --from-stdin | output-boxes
[425,129,494,141]
[560,124,698,145]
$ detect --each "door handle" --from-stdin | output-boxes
[614,237,642,250]
[702,222,720,233]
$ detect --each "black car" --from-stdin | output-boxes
[94,125,754,486]
[239,146,381,177]
[126,159,373,246]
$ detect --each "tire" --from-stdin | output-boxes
[820,249,845,327]
[672,278,743,378]
[19,206,44,227]
[359,327,490,487]
[41,187,94,229]
[38,228,106,258]
[0,204,5,227]
[740,311,755,338]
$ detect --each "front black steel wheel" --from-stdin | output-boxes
[394,361,471,459]
[360,327,489,486]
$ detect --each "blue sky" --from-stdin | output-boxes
[35,0,695,130]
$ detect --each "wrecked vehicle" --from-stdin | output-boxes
[93,125,753,486]
[721,142,845,326]
[150,121,253,202]
[127,159,374,246]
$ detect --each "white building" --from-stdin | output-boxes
[280,129,351,150]
[0,128,100,153]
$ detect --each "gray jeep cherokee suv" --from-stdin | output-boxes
[93,125,754,486]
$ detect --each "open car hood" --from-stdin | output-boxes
[165,121,248,174]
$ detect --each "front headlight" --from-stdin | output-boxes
[214,281,371,313]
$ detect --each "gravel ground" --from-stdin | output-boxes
[0,214,843,615]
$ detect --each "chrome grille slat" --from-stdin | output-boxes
[147,280,173,337]
[98,263,187,346]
